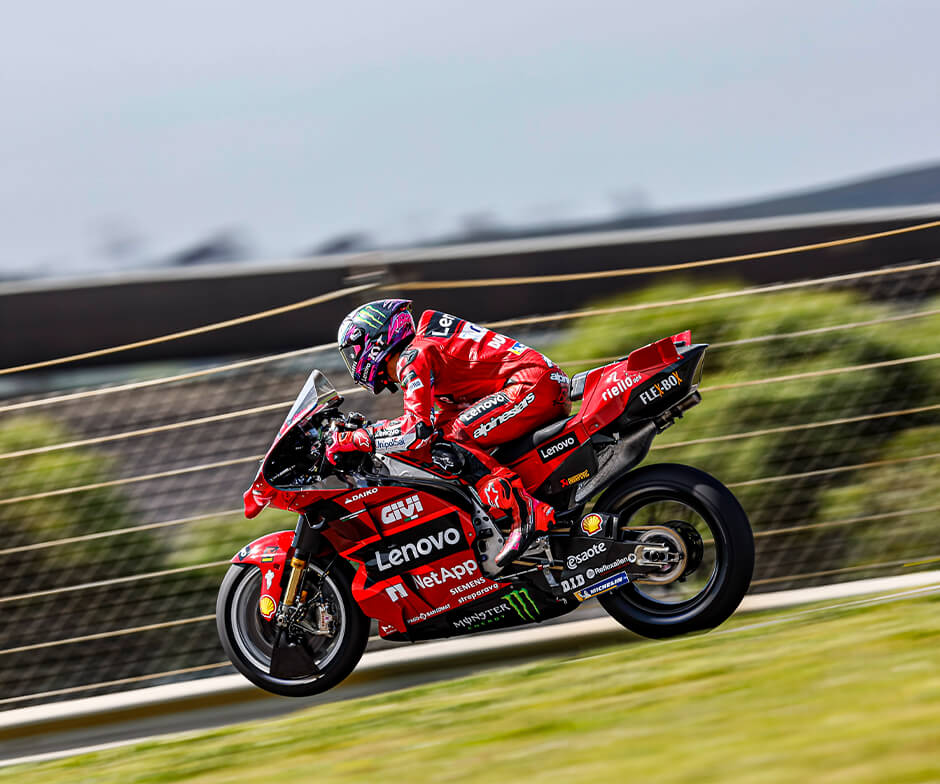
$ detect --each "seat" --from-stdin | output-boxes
[490,416,575,465]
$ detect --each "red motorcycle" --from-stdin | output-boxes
[217,331,754,696]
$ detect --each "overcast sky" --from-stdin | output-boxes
[2,0,939,277]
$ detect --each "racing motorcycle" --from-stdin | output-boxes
[217,331,754,696]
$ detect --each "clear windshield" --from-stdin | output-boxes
[279,369,341,435]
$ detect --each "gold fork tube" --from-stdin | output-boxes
[282,556,307,606]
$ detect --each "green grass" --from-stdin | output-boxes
[9,591,940,784]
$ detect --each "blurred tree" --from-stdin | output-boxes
[549,282,940,580]
[609,186,652,217]
[93,217,146,268]
[310,231,373,255]
[0,415,163,594]
[166,230,250,266]
[458,211,504,241]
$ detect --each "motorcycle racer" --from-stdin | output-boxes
[328,299,570,571]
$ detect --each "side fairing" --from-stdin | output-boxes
[505,422,593,492]
[323,487,505,636]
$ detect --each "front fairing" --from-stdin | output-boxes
[243,369,342,518]
[277,369,342,438]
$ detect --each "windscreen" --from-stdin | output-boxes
[279,369,340,435]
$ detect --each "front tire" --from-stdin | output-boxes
[216,559,369,697]
[595,463,754,638]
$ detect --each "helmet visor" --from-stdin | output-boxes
[339,344,361,379]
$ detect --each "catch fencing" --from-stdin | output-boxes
[0,220,938,708]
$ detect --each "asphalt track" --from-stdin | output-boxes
[2,571,938,768]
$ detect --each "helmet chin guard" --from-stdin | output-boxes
[337,299,416,394]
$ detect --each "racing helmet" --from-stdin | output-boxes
[337,299,416,393]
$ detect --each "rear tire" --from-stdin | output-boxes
[595,463,753,638]
[216,559,369,696]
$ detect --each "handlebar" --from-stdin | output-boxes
[324,412,373,474]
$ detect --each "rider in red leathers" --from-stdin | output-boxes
[327,299,570,572]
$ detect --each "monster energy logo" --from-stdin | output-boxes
[451,588,541,630]
[355,305,385,328]
[505,588,538,621]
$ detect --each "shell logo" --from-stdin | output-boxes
[580,513,604,536]
[258,595,277,619]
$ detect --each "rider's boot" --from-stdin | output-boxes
[476,474,555,571]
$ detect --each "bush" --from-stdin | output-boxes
[545,281,940,582]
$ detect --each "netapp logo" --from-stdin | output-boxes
[375,527,462,572]
[413,558,479,589]
[538,434,578,462]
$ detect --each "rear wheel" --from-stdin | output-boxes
[216,559,369,696]
[594,463,754,638]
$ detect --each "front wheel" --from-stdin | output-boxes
[216,559,369,696]
[594,463,754,638]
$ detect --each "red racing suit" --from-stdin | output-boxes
[367,311,571,473]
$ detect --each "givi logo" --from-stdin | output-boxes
[381,494,424,525]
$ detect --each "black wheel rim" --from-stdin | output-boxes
[229,564,347,685]
[603,488,728,617]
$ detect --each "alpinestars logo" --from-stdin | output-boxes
[538,434,578,462]
[399,348,419,368]
[375,527,461,571]
[473,393,536,439]
[380,494,424,525]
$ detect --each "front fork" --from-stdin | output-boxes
[282,555,308,608]
[276,512,326,625]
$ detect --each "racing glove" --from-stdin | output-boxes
[325,429,373,465]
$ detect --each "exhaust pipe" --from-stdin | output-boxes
[574,421,657,504]
[653,391,701,432]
